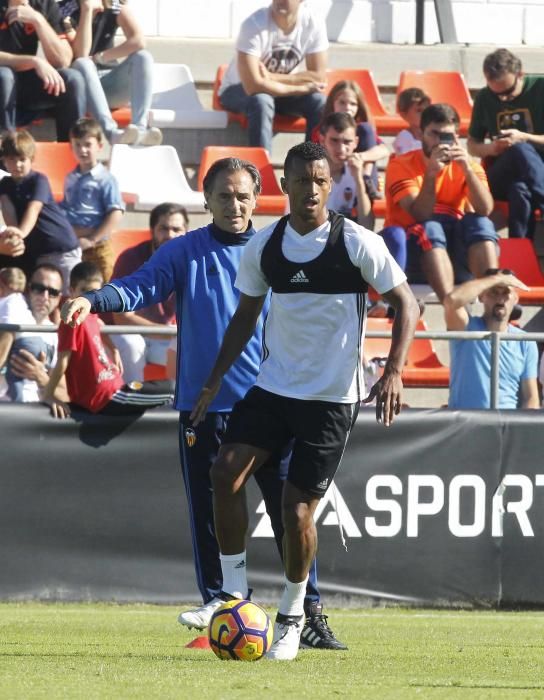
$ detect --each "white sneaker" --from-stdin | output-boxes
[265,613,304,661]
[109,125,139,145]
[136,126,163,147]
[177,594,232,630]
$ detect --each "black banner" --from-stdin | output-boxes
[2,404,544,606]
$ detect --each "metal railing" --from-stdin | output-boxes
[2,324,544,410]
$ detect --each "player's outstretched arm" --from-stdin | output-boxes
[61,297,92,328]
[190,293,266,426]
[363,281,419,426]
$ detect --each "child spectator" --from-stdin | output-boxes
[0,131,81,292]
[0,264,63,402]
[319,112,372,228]
[61,118,125,283]
[42,262,173,418]
[393,88,431,156]
[314,80,389,200]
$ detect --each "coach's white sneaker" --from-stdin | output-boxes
[178,593,233,630]
[265,613,304,661]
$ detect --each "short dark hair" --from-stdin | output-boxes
[319,111,357,136]
[149,202,189,231]
[284,141,329,176]
[420,103,460,132]
[202,157,261,197]
[397,87,431,114]
[30,263,63,283]
[483,49,522,81]
[69,117,104,143]
[69,261,103,288]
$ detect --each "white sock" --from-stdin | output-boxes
[220,551,248,599]
[278,575,309,617]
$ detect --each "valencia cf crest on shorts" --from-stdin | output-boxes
[184,427,197,447]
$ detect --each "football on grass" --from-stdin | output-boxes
[208,599,273,661]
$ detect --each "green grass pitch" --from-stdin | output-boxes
[1,603,543,699]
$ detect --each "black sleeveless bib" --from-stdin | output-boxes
[260,211,368,294]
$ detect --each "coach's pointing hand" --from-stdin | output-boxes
[61,296,92,327]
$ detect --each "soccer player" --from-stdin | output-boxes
[60,159,347,650]
[189,142,419,660]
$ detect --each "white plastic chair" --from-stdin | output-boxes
[110,144,205,213]
[147,63,228,130]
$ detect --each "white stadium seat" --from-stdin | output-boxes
[147,63,228,130]
[110,144,205,212]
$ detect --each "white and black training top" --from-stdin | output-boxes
[235,211,406,404]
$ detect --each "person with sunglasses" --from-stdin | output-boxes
[0,263,64,402]
[468,48,544,239]
[443,268,539,410]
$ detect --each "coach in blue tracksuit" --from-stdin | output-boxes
[60,157,346,650]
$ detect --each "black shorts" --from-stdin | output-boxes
[223,386,359,497]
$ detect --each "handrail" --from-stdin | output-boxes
[2,325,543,409]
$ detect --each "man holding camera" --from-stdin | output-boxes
[382,103,498,303]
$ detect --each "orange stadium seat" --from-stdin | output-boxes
[325,68,404,135]
[111,228,151,262]
[396,71,473,136]
[365,317,449,387]
[143,362,168,381]
[198,146,287,215]
[33,142,78,201]
[111,107,132,127]
[213,65,306,133]
[498,238,544,304]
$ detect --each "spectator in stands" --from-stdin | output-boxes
[444,268,539,409]
[218,0,328,153]
[0,130,81,292]
[60,157,347,651]
[393,87,430,156]
[41,261,173,417]
[58,0,161,146]
[468,48,544,239]
[319,112,372,227]
[0,263,63,402]
[61,117,124,283]
[382,103,498,303]
[315,79,389,201]
[0,0,85,141]
[111,203,188,384]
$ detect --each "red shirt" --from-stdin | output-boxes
[58,315,124,413]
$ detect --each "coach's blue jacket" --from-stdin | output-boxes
[84,223,267,412]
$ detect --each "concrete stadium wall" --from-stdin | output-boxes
[130,0,544,46]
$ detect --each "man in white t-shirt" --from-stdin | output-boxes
[219,0,328,153]
[0,264,62,401]
[190,141,419,660]
[320,111,372,228]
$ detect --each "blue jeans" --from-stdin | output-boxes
[382,213,498,284]
[0,66,85,141]
[220,82,325,153]
[72,50,154,135]
[486,143,544,238]
[6,336,54,402]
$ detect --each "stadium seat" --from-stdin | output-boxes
[365,317,449,387]
[498,238,544,304]
[325,68,405,135]
[396,71,473,136]
[212,65,306,133]
[33,142,78,202]
[110,145,205,212]
[197,146,287,215]
[143,362,168,381]
[110,228,151,262]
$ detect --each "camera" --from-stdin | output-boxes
[438,132,455,145]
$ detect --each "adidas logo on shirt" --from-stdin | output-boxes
[290,270,309,284]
